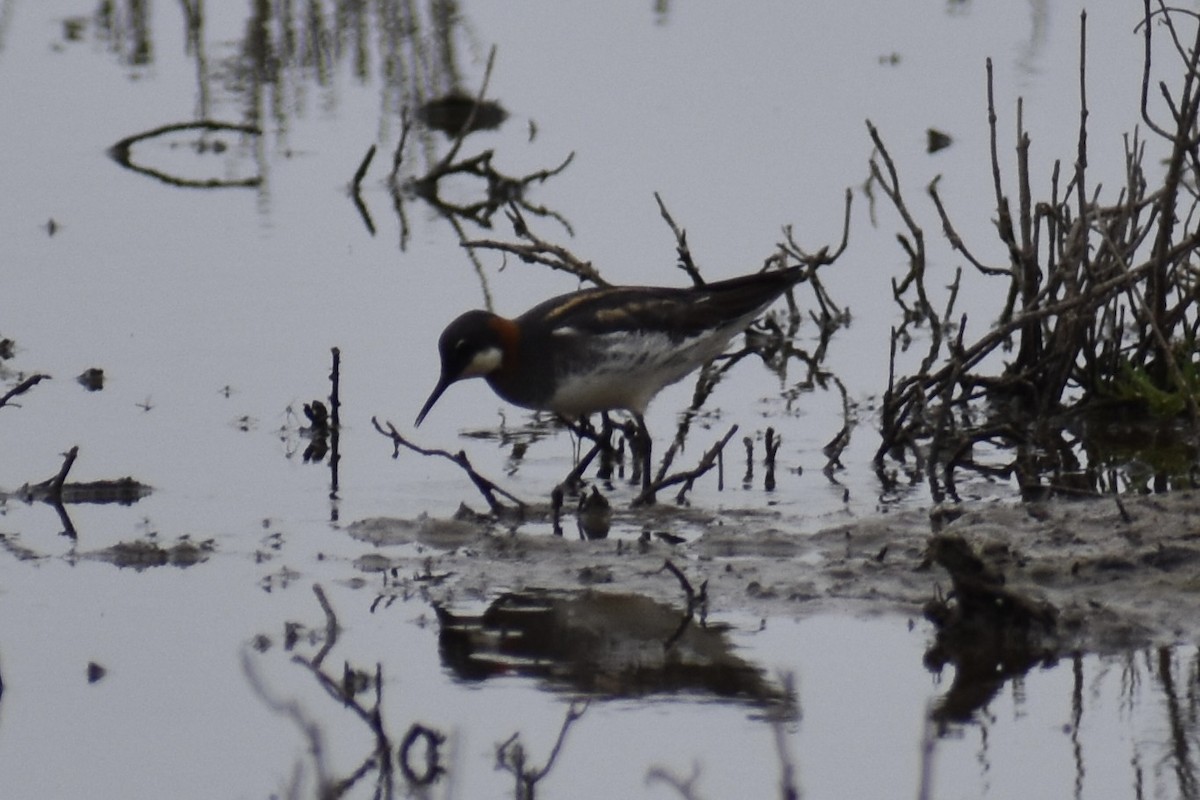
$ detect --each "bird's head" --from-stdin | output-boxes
[415,310,507,426]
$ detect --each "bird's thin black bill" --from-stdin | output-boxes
[415,376,451,426]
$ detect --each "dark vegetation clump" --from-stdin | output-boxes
[873,5,1200,501]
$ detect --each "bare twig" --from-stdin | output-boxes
[372,416,527,514]
[352,144,375,192]
[35,446,78,503]
[496,701,589,800]
[310,584,339,669]
[464,202,606,286]
[398,724,446,787]
[928,176,1006,276]
[109,120,262,189]
[654,192,704,286]
[876,6,1200,475]
[658,559,708,618]
[438,46,497,170]
[867,119,934,323]
[328,348,342,501]
[633,425,739,507]
[0,373,50,409]
[241,650,333,796]
[646,762,706,800]
[390,107,412,182]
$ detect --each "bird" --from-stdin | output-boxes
[415,266,805,490]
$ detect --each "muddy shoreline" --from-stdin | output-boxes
[351,490,1200,655]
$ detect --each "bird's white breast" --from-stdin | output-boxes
[546,324,743,416]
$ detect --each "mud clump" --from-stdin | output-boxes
[921,532,1059,723]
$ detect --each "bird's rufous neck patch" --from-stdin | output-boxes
[487,315,521,364]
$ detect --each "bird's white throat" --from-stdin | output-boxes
[462,346,503,377]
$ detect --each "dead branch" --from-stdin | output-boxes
[764,427,780,491]
[352,144,375,192]
[867,119,935,325]
[241,650,334,796]
[928,176,1006,277]
[779,186,854,270]
[0,373,50,409]
[822,375,854,474]
[658,559,709,623]
[633,425,739,507]
[390,107,412,181]
[310,584,339,670]
[645,763,707,800]
[463,201,605,286]
[32,446,78,504]
[398,724,446,786]
[654,192,704,286]
[109,120,262,189]
[372,416,527,515]
[496,701,589,800]
[876,5,1200,490]
[437,46,497,172]
[290,656,395,795]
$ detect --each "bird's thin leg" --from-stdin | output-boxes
[557,415,605,494]
[597,412,616,480]
[634,413,652,492]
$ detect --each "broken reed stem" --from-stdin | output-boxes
[293,653,385,741]
[328,348,342,499]
[655,353,752,489]
[779,204,851,319]
[329,348,341,430]
[742,436,755,485]
[764,427,780,491]
[1097,223,1200,420]
[1074,11,1090,236]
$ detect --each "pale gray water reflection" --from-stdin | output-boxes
[1,1,1198,798]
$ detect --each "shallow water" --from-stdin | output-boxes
[0,2,1196,798]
